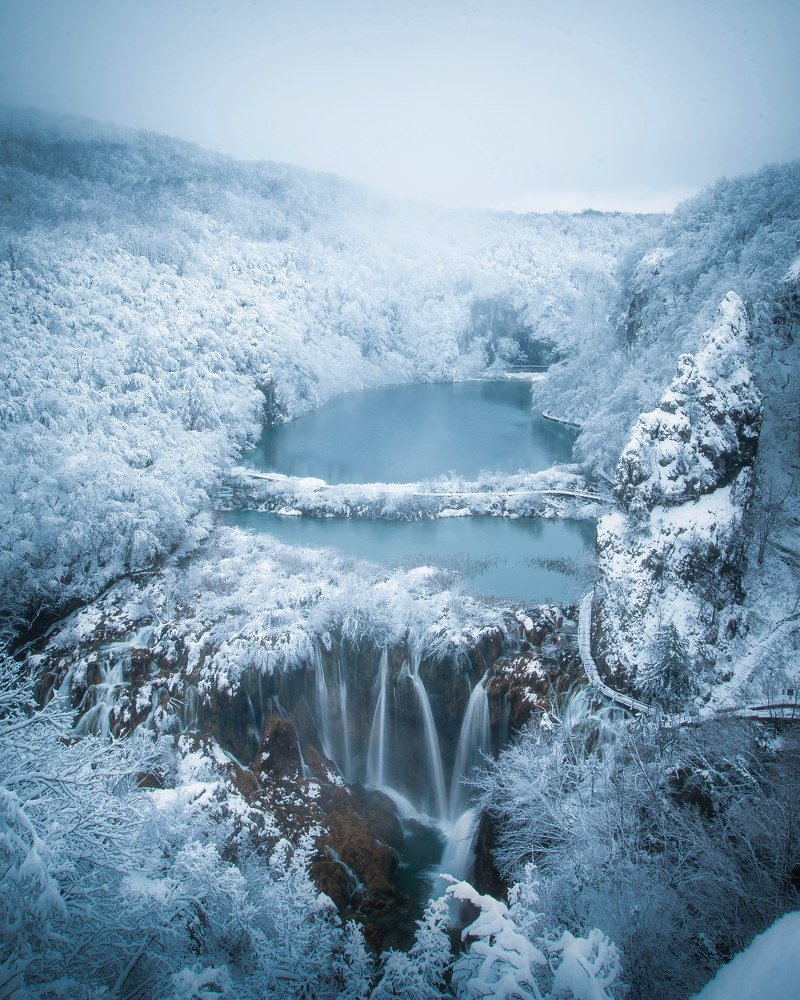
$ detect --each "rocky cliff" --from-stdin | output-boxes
[596,292,763,700]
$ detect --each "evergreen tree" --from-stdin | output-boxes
[640,622,697,711]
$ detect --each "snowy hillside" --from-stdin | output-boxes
[537,162,800,476]
[693,910,800,1000]
[533,160,800,709]
[597,292,763,694]
[2,107,800,1000]
[0,107,654,637]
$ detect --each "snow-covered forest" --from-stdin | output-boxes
[0,107,653,636]
[2,103,800,999]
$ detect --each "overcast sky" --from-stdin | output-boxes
[1,0,798,212]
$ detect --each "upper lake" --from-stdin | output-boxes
[243,379,575,483]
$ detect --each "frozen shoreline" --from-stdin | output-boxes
[219,465,611,521]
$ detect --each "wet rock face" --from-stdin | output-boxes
[471,811,507,903]
[237,713,408,944]
[256,715,304,781]
[487,633,582,737]
[311,783,403,917]
[30,602,577,947]
[597,292,763,691]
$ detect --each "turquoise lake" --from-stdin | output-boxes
[230,380,594,604]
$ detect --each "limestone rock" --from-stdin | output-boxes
[597,292,763,695]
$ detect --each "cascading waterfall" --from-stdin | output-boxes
[314,642,334,759]
[407,652,448,821]
[74,658,127,739]
[297,743,313,780]
[366,648,390,788]
[448,671,491,818]
[501,693,511,747]
[336,649,352,782]
[182,685,200,731]
[46,664,75,706]
[439,807,479,882]
[245,689,261,747]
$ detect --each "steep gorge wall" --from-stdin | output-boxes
[595,292,763,698]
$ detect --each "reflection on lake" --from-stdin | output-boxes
[244,380,575,484]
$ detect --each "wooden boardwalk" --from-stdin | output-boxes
[577,592,654,714]
[577,592,800,725]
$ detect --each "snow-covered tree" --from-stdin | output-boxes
[475,709,800,999]
[372,895,452,999]
[639,621,698,711]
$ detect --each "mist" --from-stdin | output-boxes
[1,0,799,211]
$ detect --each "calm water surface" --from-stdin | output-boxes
[244,380,574,483]
[232,380,594,604]
[223,511,594,605]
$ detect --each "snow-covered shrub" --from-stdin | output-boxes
[372,896,452,999]
[447,871,621,999]
[0,665,368,997]
[475,711,800,999]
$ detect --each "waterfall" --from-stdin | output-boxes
[314,643,333,759]
[408,653,448,821]
[182,684,200,731]
[245,689,261,746]
[449,671,491,818]
[298,743,313,780]
[336,649,352,782]
[366,648,390,788]
[378,785,419,822]
[501,693,511,747]
[74,658,127,739]
[142,687,160,729]
[46,665,75,706]
[439,807,479,882]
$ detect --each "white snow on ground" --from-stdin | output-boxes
[692,911,800,999]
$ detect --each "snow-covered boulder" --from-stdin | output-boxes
[596,293,762,695]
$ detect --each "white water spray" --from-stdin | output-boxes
[314,642,333,759]
[408,652,448,821]
[74,658,127,739]
[183,684,200,731]
[337,649,353,782]
[366,648,390,788]
[449,671,491,818]
[439,807,480,882]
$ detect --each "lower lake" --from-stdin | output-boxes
[222,511,595,605]
[231,379,594,604]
